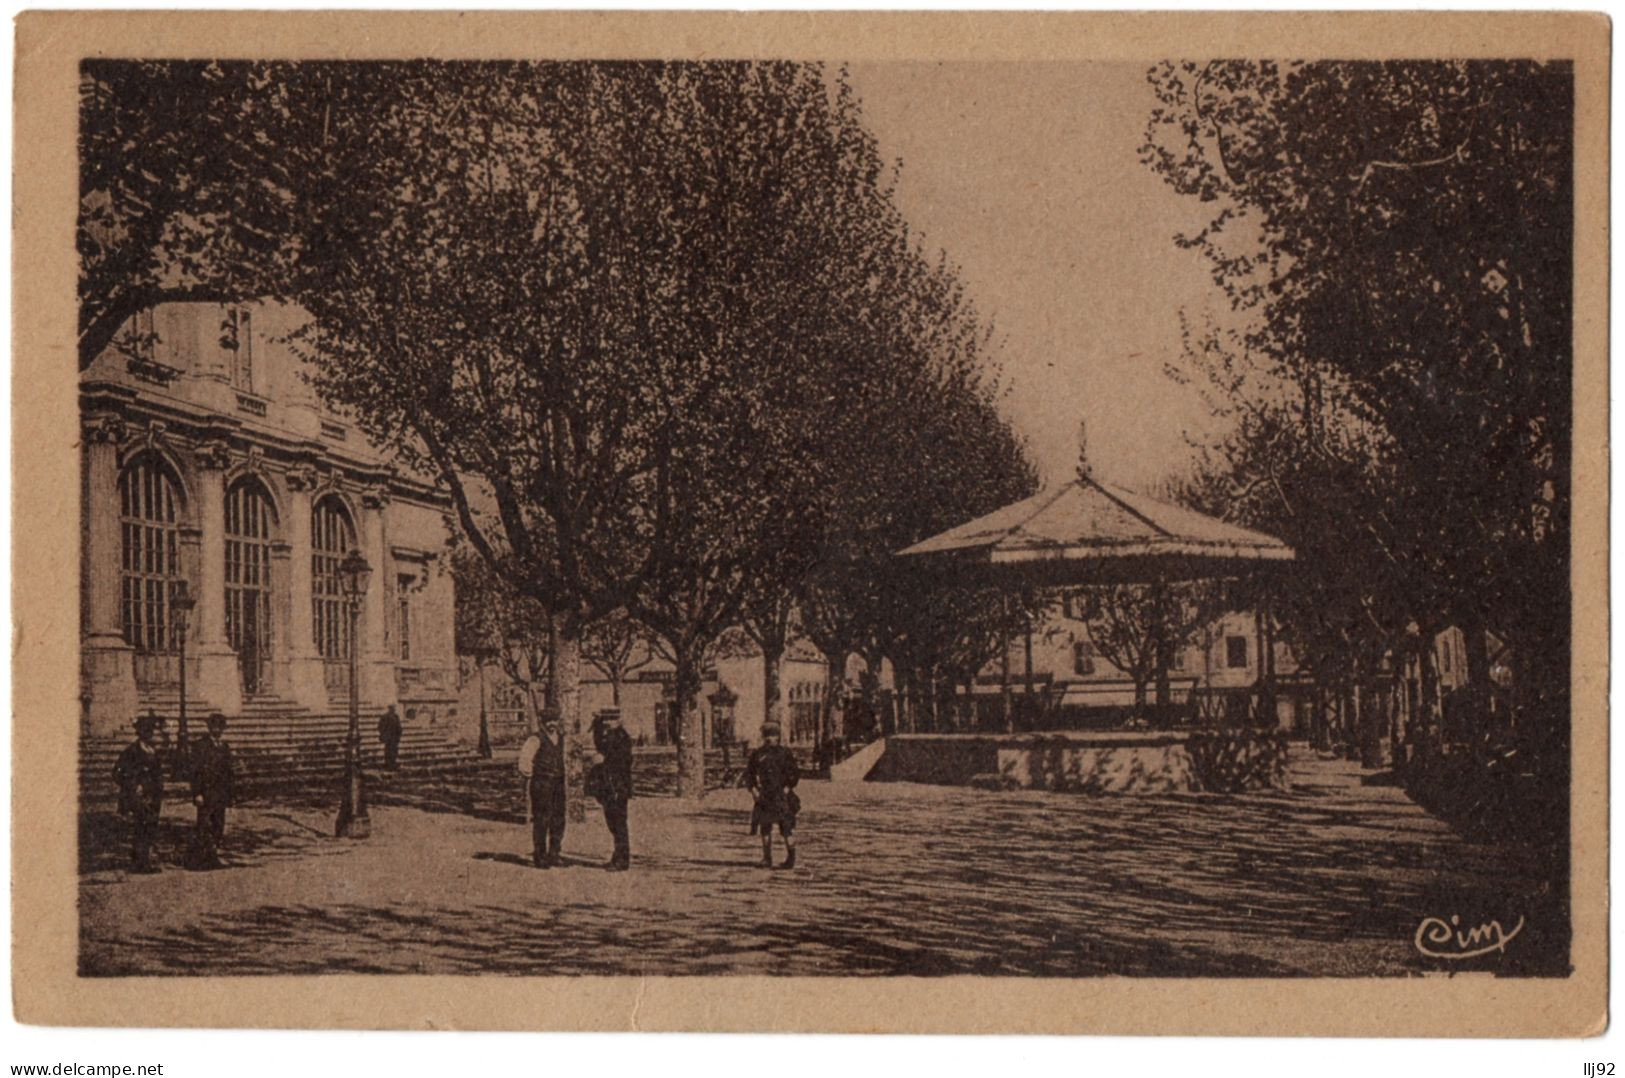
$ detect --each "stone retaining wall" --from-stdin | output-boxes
[866,731,1289,794]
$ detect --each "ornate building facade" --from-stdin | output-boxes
[80,300,457,737]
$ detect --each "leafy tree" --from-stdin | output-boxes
[1143,60,1573,740]
[580,610,654,709]
[83,60,1040,796]
[77,61,310,368]
[1077,580,1225,716]
[799,238,1040,734]
[1166,317,1415,759]
[451,547,552,733]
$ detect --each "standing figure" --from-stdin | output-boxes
[188,712,236,869]
[529,710,568,868]
[377,705,404,770]
[591,709,634,871]
[113,714,166,874]
[745,721,800,870]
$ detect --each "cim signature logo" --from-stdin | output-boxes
[1414,913,1525,960]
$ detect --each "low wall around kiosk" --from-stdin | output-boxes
[860,731,1288,794]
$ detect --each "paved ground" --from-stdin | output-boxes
[77,750,1567,977]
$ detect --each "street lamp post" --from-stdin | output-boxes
[476,650,493,758]
[335,548,372,839]
[169,579,197,777]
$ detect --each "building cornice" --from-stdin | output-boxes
[80,379,449,509]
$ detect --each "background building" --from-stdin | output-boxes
[80,300,458,739]
[456,640,831,752]
[969,604,1305,731]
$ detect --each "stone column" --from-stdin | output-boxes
[428,555,457,680]
[80,415,137,736]
[360,486,398,708]
[191,441,241,715]
[282,467,327,709]
[268,539,293,698]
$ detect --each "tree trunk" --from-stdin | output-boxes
[1357,679,1384,769]
[673,645,706,799]
[928,667,942,733]
[867,655,895,737]
[551,618,588,823]
[1133,679,1148,716]
[821,652,844,744]
[1419,642,1441,745]
[858,664,880,740]
[1023,626,1035,697]
[1340,688,1358,759]
[543,614,560,712]
[477,661,492,757]
[904,663,920,733]
[921,668,933,733]
[1388,681,1405,772]
[763,642,784,740]
[1259,605,1277,724]
[1461,613,1491,742]
[891,660,908,734]
[522,680,540,735]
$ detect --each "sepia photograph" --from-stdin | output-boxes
[11,10,1609,1038]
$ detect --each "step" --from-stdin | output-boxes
[79,711,484,792]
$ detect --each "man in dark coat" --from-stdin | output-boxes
[188,712,236,869]
[591,708,634,870]
[529,710,568,868]
[113,714,166,873]
[377,705,403,769]
[745,721,800,870]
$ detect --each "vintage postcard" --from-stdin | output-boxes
[11,11,1608,1035]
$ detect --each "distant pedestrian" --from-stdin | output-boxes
[187,712,235,870]
[528,711,568,868]
[590,709,633,870]
[113,714,166,874]
[745,721,800,870]
[377,705,403,769]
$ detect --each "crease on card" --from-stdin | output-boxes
[629,972,649,1031]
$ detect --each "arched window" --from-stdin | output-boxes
[312,496,357,665]
[226,479,275,695]
[119,455,182,653]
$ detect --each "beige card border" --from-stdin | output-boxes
[12,10,1609,1035]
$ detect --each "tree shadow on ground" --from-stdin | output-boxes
[79,810,330,877]
[79,755,1569,978]
[83,897,1304,978]
[254,759,745,823]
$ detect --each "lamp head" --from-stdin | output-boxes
[169,579,196,635]
[339,549,372,600]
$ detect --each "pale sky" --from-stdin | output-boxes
[846,61,1231,492]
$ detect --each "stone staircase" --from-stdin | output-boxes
[80,695,485,802]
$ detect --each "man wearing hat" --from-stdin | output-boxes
[745,720,800,870]
[590,708,634,870]
[529,709,569,868]
[188,712,236,869]
[113,713,166,873]
[376,705,404,770]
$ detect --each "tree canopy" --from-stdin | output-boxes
[80,60,1037,794]
[1144,60,1572,750]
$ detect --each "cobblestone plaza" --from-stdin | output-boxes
[78,750,1563,978]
